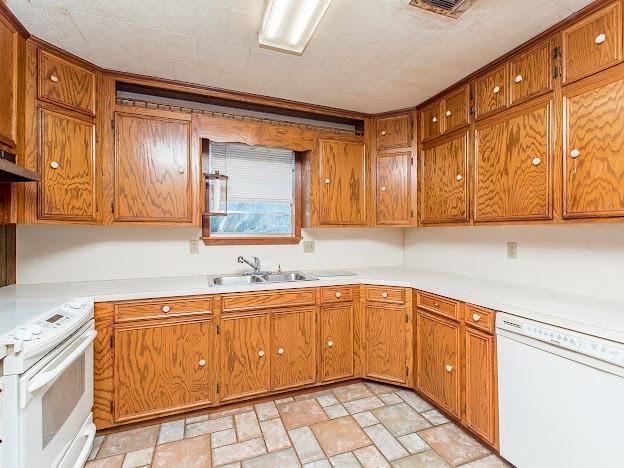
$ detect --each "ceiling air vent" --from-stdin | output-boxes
[409,0,473,19]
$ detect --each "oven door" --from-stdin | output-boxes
[19,321,96,468]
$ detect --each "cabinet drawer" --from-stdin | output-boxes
[115,297,213,323]
[474,64,508,119]
[442,85,470,132]
[38,50,96,115]
[222,288,316,312]
[365,286,405,304]
[376,114,411,150]
[416,292,459,320]
[509,40,552,105]
[464,304,495,334]
[562,1,622,84]
[421,100,442,141]
[321,286,353,304]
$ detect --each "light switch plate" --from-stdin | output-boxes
[507,242,517,259]
[303,240,315,253]
[190,240,200,255]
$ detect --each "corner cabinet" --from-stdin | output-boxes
[320,288,355,382]
[375,151,412,225]
[0,12,18,149]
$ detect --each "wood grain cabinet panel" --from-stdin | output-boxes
[562,1,622,85]
[365,286,405,304]
[318,139,366,225]
[376,152,411,225]
[442,86,470,133]
[365,303,408,384]
[416,309,461,419]
[421,131,469,224]
[320,304,354,382]
[421,100,443,142]
[114,111,193,223]
[376,114,411,150]
[271,307,316,391]
[474,99,552,222]
[114,318,214,423]
[0,13,18,148]
[563,75,624,218]
[39,108,96,222]
[219,312,270,402]
[509,41,553,105]
[474,65,508,120]
[38,50,96,116]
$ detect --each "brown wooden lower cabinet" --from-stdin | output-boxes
[320,303,355,382]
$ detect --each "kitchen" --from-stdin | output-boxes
[0,0,624,467]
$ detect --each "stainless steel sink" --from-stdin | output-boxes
[212,275,267,286]
[211,271,317,286]
[261,272,316,282]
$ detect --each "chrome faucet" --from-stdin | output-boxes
[237,256,262,275]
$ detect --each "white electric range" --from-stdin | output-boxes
[0,297,96,468]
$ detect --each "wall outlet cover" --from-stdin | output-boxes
[303,240,315,253]
[507,242,517,259]
[189,240,200,255]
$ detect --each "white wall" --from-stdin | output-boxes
[16,225,404,284]
[404,223,624,301]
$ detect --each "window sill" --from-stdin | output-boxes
[201,236,302,246]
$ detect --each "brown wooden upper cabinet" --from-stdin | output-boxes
[563,71,624,218]
[38,50,96,116]
[318,139,366,225]
[376,114,412,150]
[0,13,18,148]
[320,301,354,382]
[474,64,509,120]
[442,85,470,133]
[421,100,442,142]
[509,40,553,106]
[562,1,622,85]
[474,97,552,222]
[420,131,469,224]
[114,109,193,223]
[39,108,96,222]
[376,151,412,225]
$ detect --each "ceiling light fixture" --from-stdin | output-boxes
[259,0,332,55]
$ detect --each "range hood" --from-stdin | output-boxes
[0,150,40,182]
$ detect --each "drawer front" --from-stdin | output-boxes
[321,286,354,304]
[38,50,96,115]
[474,64,508,119]
[365,286,405,304]
[421,101,442,141]
[115,297,213,323]
[464,304,495,334]
[442,85,470,132]
[376,114,412,150]
[222,288,316,312]
[416,291,459,320]
[510,41,552,105]
[562,1,622,84]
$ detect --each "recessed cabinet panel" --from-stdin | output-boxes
[376,114,411,150]
[376,152,411,225]
[365,304,407,384]
[474,65,508,119]
[443,86,470,133]
[320,304,354,382]
[421,101,443,142]
[509,41,552,105]
[0,14,18,148]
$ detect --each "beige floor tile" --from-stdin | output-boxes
[289,426,325,464]
[395,390,434,413]
[255,401,280,421]
[316,394,340,407]
[311,416,371,457]
[241,448,300,468]
[187,414,210,424]
[364,382,397,395]
[274,396,295,404]
[152,434,212,468]
[304,459,331,468]
[459,454,510,467]
[278,399,328,430]
[372,403,431,436]
[212,438,266,466]
[260,418,291,452]
[324,404,349,419]
[397,433,429,454]
[218,464,242,468]
[88,436,104,461]
[209,406,254,419]
[379,393,402,405]
[122,447,154,468]
[211,428,237,448]
[98,426,160,458]
[353,445,391,468]
[343,396,385,414]
[85,454,125,468]
[186,416,234,438]
[421,409,450,426]
[332,383,374,403]
[235,411,262,441]
[352,411,379,428]
[295,389,334,401]
[391,450,450,468]
[158,420,185,444]
[329,451,362,467]
[363,424,408,461]
[419,423,490,466]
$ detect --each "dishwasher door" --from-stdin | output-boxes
[497,331,624,468]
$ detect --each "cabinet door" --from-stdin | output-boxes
[319,139,366,225]
[464,327,498,448]
[563,75,624,218]
[114,111,193,223]
[320,304,354,382]
[272,307,317,391]
[39,108,96,222]
[510,41,553,106]
[220,312,270,402]
[376,152,411,225]
[416,310,461,419]
[442,86,470,133]
[365,304,408,384]
[421,131,469,224]
[474,99,552,222]
[114,319,213,422]
[421,100,442,141]
[376,114,411,150]
[0,13,17,148]
[474,64,508,120]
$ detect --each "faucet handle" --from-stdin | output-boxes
[237,256,244,263]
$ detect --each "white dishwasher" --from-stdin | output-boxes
[496,313,624,468]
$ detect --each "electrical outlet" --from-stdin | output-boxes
[189,240,200,255]
[507,242,517,259]
[303,240,315,253]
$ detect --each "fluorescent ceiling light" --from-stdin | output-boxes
[259,0,332,55]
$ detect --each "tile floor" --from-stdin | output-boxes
[85,382,509,468]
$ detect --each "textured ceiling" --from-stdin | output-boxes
[8,0,594,113]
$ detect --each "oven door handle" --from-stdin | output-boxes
[66,421,96,468]
[27,330,97,394]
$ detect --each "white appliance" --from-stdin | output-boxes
[496,312,624,468]
[0,298,96,468]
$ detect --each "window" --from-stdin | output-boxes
[202,141,301,244]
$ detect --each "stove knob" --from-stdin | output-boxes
[28,324,43,335]
[14,329,33,341]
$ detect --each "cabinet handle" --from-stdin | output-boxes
[514,74,523,83]
[532,157,541,166]
[445,110,452,117]
[324,178,331,184]
[50,161,60,169]
[161,305,171,313]
[258,350,265,357]
[382,292,388,298]
[380,186,387,192]
[277,348,284,355]
[456,174,463,181]
[177,167,185,174]
[492,85,501,94]
[335,291,342,298]
[50,73,59,83]
[327,340,334,348]
[595,33,606,44]
[570,148,581,159]
[445,364,454,373]
[472,313,481,322]
[381,130,387,136]
[432,116,438,123]
[198,359,206,367]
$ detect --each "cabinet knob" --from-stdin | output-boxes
[382,292,388,298]
[445,364,454,373]
[198,359,206,367]
[327,340,334,348]
[50,73,59,83]
[50,161,60,169]
[324,178,331,184]
[335,291,342,298]
[433,302,439,307]
[472,313,481,322]
[381,130,387,136]
[380,186,387,192]
[570,148,581,159]
[456,174,463,181]
[161,305,171,313]
[492,85,501,94]
[445,110,452,117]
[177,167,185,174]
[277,347,284,355]
[258,350,265,357]
[514,74,523,83]
[432,116,438,123]
[595,33,607,44]
[532,157,541,166]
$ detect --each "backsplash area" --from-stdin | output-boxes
[16,225,404,284]
[404,223,624,301]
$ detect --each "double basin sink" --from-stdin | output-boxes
[212,271,318,286]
